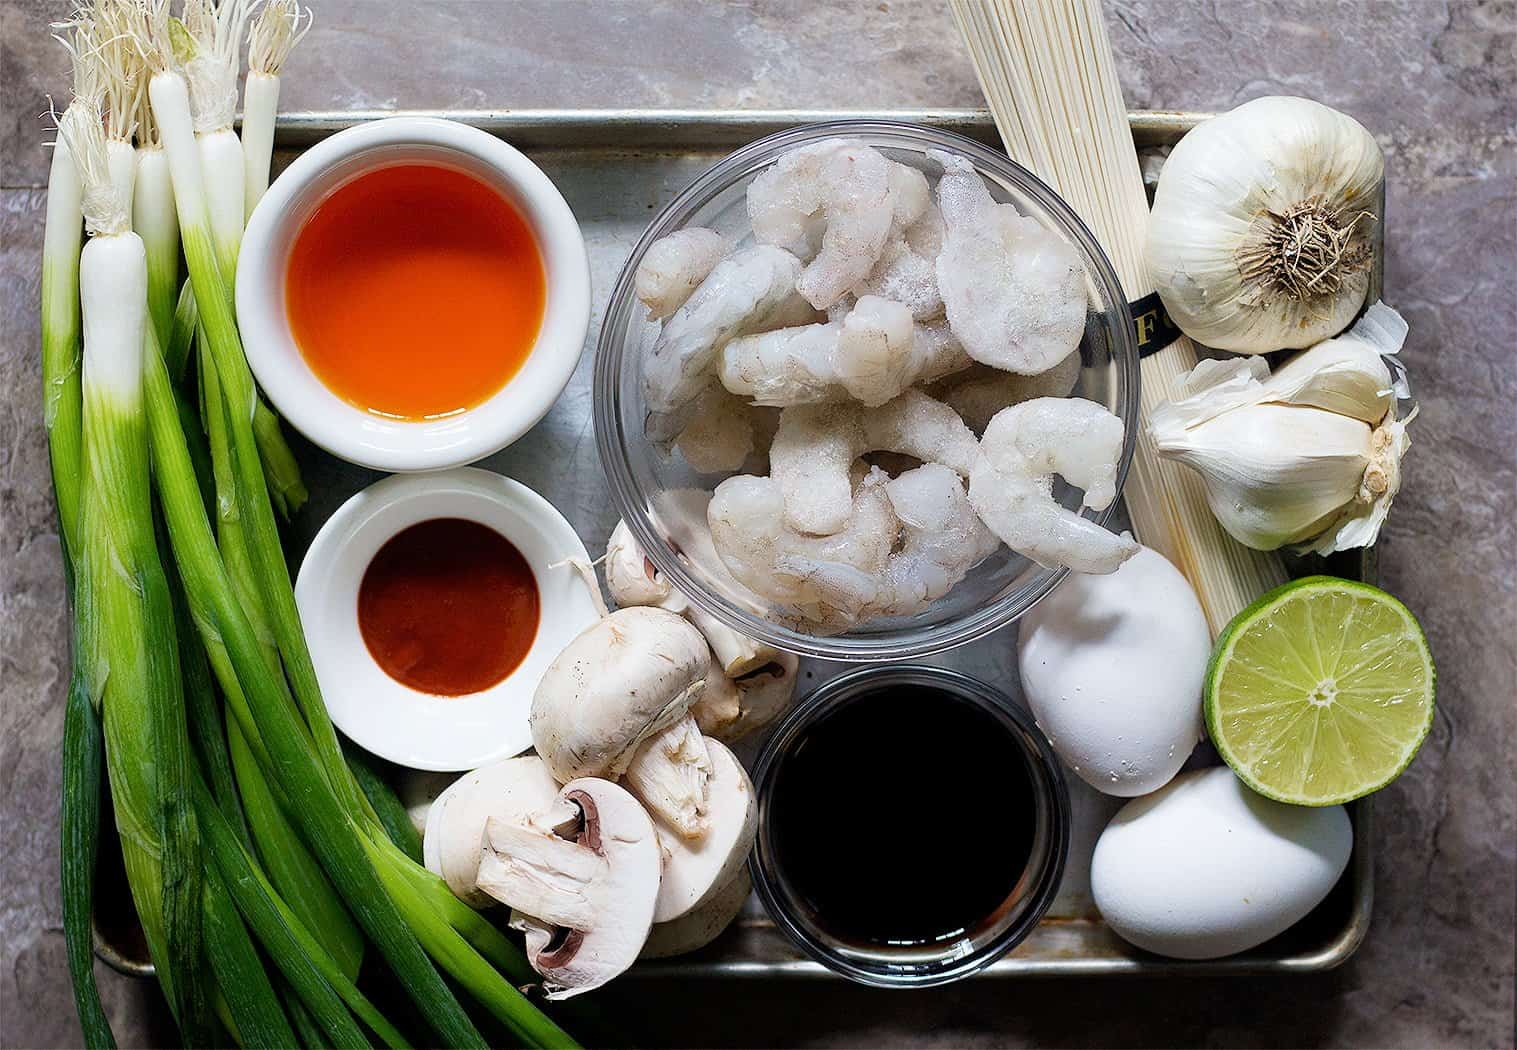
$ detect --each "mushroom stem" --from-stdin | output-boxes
[623,716,712,839]
[478,808,606,930]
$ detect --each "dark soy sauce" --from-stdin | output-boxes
[767,685,1036,947]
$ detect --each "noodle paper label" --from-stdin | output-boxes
[1128,291,1183,358]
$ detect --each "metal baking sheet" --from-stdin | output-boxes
[95,108,1375,980]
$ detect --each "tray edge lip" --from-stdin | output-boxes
[93,104,1374,982]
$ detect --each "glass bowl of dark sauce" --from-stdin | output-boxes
[750,665,1070,987]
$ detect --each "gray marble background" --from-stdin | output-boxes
[3,1,1513,1046]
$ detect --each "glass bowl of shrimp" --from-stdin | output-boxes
[593,121,1139,661]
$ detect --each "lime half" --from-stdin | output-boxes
[1205,576,1435,806]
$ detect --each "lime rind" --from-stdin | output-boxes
[1205,576,1436,807]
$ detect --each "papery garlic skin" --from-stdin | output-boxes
[1149,304,1413,554]
[1147,96,1383,354]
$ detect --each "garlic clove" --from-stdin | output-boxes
[1297,410,1413,555]
[1153,403,1373,551]
[1262,304,1406,424]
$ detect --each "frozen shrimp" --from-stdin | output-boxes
[747,139,908,311]
[932,149,1087,375]
[855,237,942,321]
[912,318,974,384]
[864,463,1000,617]
[676,386,758,474]
[635,227,729,320]
[708,468,898,629]
[770,389,978,535]
[929,352,1082,433]
[719,296,918,408]
[643,245,805,441]
[967,397,1138,574]
[795,143,897,309]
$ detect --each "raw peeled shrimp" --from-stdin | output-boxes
[643,245,806,441]
[912,318,974,384]
[791,463,998,619]
[747,139,913,311]
[769,389,978,535]
[635,227,729,320]
[929,352,1082,433]
[708,467,898,630]
[854,237,942,321]
[966,397,1138,574]
[676,386,759,473]
[931,149,1088,375]
[718,295,916,408]
[855,198,946,321]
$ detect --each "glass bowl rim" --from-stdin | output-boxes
[593,119,1140,661]
[745,664,1072,988]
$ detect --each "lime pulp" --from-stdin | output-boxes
[1205,575,1436,806]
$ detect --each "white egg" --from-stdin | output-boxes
[1091,767,1353,959]
[1017,543,1209,796]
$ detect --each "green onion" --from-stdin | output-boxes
[143,324,488,1048]
[202,864,299,1049]
[47,64,111,1046]
[164,279,198,382]
[344,744,424,864]
[231,719,366,980]
[60,658,113,1050]
[42,92,87,557]
[243,0,310,218]
[196,775,407,1050]
[66,102,209,1041]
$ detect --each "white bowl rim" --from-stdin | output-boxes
[293,467,602,771]
[238,116,591,473]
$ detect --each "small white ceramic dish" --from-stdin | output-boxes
[238,116,590,472]
[295,468,601,771]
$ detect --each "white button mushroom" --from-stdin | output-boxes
[478,778,663,998]
[421,756,561,907]
[529,606,710,783]
[690,651,801,743]
[1017,542,1210,796]
[640,867,752,960]
[604,520,781,678]
[643,738,757,924]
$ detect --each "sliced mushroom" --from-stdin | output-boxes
[647,738,757,924]
[640,867,752,959]
[478,779,661,998]
[422,757,560,908]
[529,606,710,783]
[605,521,780,678]
[691,652,802,743]
[398,770,459,837]
[622,716,713,839]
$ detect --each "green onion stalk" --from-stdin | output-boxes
[62,105,210,1043]
[45,73,114,1048]
[174,8,307,517]
[200,338,366,980]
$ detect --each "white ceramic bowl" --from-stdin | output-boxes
[294,468,602,771]
[238,116,591,472]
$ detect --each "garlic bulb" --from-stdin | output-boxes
[1147,96,1384,354]
[1149,304,1412,554]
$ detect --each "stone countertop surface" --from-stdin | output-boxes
[2,1,1513,1046]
